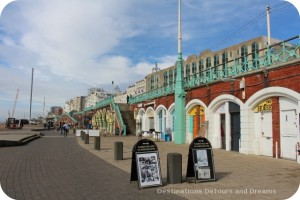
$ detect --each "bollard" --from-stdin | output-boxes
[167,153,182,184]
[94,136,100,150]
[84,133,89,144]
[114,141,123,160]
[81,131,85,140]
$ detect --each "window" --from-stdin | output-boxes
[164,71,168,86]
[169,70,173,85]
[199,60,204,73]
[252,42,259,68]
[186,64,190,81]
[221,52,228,76]
[150,75,155,90]
[192,62,196,74]
[213,54,219,67]
[206,57,211,68]
[199,59,204,79]
[241,45,248,71]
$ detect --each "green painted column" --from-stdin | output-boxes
[174,53,186,144]
[174,0,186,144]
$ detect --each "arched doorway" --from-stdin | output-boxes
[145,107,155,131]
[188,105,205,138]
[230,102,241,152]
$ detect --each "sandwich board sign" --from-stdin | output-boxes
[186,137,215,183]
[130,139,162,189]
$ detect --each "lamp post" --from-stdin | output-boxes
[174,0,186,144]
[29,68,34,121]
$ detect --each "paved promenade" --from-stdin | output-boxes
[0,128,299,200]
[0,130,183,200]
[78,133,300,200]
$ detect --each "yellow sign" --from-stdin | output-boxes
[189,106,205,115]
[254,98,272,112]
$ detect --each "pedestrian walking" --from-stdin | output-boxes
[60,122,63,135]
[63,123,69,137]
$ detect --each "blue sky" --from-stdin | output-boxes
[0,0,299,121]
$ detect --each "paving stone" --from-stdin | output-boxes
[0,130,184,200]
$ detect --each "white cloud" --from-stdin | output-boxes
[0,0,298,121]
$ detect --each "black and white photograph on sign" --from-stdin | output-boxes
[197,166,211,179]
[136,152,162,188]
[193,149,211,179]
[196,149,208,167]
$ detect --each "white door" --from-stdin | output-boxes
[261,112,273,157]
[280,109,298,160]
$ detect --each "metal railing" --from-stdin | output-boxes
[73,96,127,135]
[129,35,300,104]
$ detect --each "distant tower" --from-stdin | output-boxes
[174,0,186,144]
[152,62,160,90]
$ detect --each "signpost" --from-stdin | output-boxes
[186,137,215,183]
[130,139,162,189]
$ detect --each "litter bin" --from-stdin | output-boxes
[165,134,171,142]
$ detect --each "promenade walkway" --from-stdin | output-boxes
[0,130,183,200]
[0,128,299,200]
[78,133,300,200]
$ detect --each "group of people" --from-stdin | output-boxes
[58,122,70,136]
[43,121,53,130]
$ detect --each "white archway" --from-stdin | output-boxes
[185,99,208,144]
[167,103,175,141]
[136,108,146,135]
[155,105,168,134]
[208,94,245,152]
[245,87,300,159]
[145,107,155,131]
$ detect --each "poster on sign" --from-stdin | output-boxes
[186,137,215,183]
[136,152,162,188]
[193,149,211,179]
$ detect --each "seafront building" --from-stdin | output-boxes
[57,34,300,163]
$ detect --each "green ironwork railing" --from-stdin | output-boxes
[72,96,127,135]
[111,98,126,136]
[130,35,300,104]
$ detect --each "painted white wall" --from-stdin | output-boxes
[280,97,298,160]
[246,87,300,162]
[135,86,300,164]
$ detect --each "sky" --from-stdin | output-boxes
[0,0,299,121]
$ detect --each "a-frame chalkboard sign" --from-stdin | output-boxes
[186,137,215,183]
[130,139,162,189]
